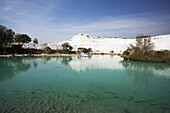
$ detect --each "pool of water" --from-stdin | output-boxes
[0,55,170,113]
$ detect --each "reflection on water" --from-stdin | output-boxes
[56,55,170,79]
[57,55,124,72]
[0,56,170,113]
[60,57,72,66]
[0,56,170,82]
[0,57,52,82]
[120,60,170,79]
[0,57,31,82]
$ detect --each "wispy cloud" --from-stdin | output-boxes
[3,6,11,11]
[0,0,170,43]
[47,17,53,21]
[17,12,25,15]
[55,14,170,38]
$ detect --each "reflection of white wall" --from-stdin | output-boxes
[68,55,124,72]
[121,62,170,79]
[22,56,170,79]
[21,57,57,64]
[61,55,170,79]
[153,68,170,79]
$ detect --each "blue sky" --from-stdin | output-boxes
[0,0,170,43]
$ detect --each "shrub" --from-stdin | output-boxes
[33,38,38,44]
[123,49,131,55]
[78,47,92,53]
[121,35,170,62]
[61,42,73,54]
[45,47,52,54]
[110,51,114,53]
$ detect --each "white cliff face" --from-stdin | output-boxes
[22,43,46,50]
[151,35,170,50]
[60,33,170,53]
[22,43,62,50]
[23,33,170,53]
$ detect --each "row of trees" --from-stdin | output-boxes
[1,25,94,54]
[0,25,38,48]
[61,42,92,54]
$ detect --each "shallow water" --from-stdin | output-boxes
[0,55,170,113]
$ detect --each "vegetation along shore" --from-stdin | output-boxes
[121,35,170,63]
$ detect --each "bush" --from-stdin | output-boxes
[123,49,130,55]
[122,35,170,63]
[78,47,92,53]
[33,38,38,44]
[61,42,73,54]
[110,51,114,53]
[45,47,52,54]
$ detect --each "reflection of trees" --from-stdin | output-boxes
[0,56,65,82]
[45,57,51,62]
[0,59,15,82]
[61,57,72,66]
[120,60,170,84]
[33,62,38,69]
[0,58,32,82]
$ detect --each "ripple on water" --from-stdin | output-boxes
[13,90,19,93]
[134,101,141,103]
[129,96,134,100]
[67,94,73,98]
[110,92,115,95]
[114,96,120,98]
[160,107,168,111]
[150,103,157,106]
[124,109,131,113]
[31,91,36,94]
[164,103,169,106]
[104,91,109,94]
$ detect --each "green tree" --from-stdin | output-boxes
[78,47,92,53]
[45,47,52,54]
[61,42,69,50]
[0,25,15,48]
[68,45,73,51]
[124,35,154,60]
[15,34,31,43]
[61,42,73,53]
[33,38,38,44]
[87,48,92,52]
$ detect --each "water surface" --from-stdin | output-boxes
[0,55,170,113]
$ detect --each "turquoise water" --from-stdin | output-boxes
[0,55,170,113]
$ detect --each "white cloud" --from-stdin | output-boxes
[3,6,11,11]
[0,0,169,43]
[47,17,53,21]
[1,13,170,43]
[54,15,170,38]
[17,12,25,15]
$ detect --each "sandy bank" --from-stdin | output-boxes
[0,53,117,57]
[0,53,79,57]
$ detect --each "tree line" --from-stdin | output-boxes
[0,25,38,48]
